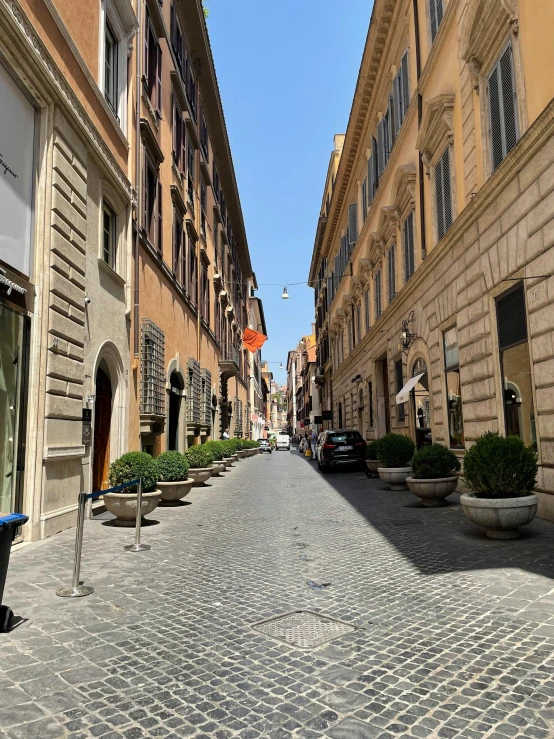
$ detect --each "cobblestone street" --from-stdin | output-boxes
[2,451,554,739]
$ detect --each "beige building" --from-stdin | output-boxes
[309,0,554,520]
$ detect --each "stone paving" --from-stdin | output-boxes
[1,450,554,739]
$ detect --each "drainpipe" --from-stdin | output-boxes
[413,0,427,260]
[133,0,142,357]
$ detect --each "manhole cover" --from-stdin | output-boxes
[252,610,356,649]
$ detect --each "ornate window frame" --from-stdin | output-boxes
[391,165,417,283]
[459,0,526,179]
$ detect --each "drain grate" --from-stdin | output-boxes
[252,610,355,649]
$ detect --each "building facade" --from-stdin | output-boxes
[309,0,554,520]
[286,334,320,437]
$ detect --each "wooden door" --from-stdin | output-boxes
[92,368,112,492]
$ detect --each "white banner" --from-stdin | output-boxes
[0,63,36,277]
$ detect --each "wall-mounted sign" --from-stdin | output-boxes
[0,62,36,278]
[322,410,333,421]
[313,416,323,425]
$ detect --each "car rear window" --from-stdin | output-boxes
[328,432,363,443]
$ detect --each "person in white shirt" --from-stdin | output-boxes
[222,429,229,440]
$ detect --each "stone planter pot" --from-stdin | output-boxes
[223,457,235,468]
[230,454,239,463]
[236,450,248,459]
[377,467,412,491]
[406,476,458,507]
[188,467,214,486]
[211,461,227,477]
[103,489,161,527]
[365,459,380,476]
[158,480,193,504]
[460,493,538,539]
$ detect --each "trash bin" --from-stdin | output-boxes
[0,513,28,632]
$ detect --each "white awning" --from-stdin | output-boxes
[396,373,424,405]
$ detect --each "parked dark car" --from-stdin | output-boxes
[259,439,272,454]
[316,429,367,472]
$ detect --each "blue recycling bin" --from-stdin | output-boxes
[0,513,28,632]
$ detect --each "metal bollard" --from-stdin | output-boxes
[124,477,150,552]
[56,492,94,597]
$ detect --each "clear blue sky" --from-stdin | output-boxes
[208,0,372,386]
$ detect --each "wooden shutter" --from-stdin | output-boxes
[157,180,163,252]
[181,118,186,176]
[143,9,149,82]
[489,44,518,172]
[156,45,163,115]
[368,155,374,205]
[375,270,382,318]
[348,203,358,247]
[401,51,410,118]
[404,212,415,281]
[388,243,396,302]
[142,151,148,229]
[435,147,452,240]
[361,179,368,221]
[430,0,443,42]
[364,288,370,331]
[396,360,405,422]
[497,283,527,350]
[388,95,395,150]
[393,72,402,137]
[377,119,386,176]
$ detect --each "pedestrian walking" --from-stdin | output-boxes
[310,429,317,460]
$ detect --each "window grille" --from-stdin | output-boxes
[497,283,527,350]
[430,0,444,42]
[187,357,201,424]
[404,212,415,282]
[435,146,453,241]
[364,288,370,332]
[234,397,243,436]
[395,360,405,422]
[201,368,212,427]
[488,43,518,172]
[388,243,397,303]
[140,319,165,416]
[375,269,382,319]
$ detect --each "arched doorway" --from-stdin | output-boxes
[411,357,432,449]
[93,365,112,491]
[168,371,183,451]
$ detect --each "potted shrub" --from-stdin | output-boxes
[204,441,227,476]
[106,452,161,526]
[156,451,192,504]
[185,444,215,486]
[365,441,380,477]
[235,438,249,459]
[376,433,415,490]
[460,432,538,539]
[220,439,237,466]
[406,444,460,507]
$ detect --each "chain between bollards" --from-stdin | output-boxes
[124,477,151,553]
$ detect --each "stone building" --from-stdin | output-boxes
[286,334,320,437]
[308,0,554,520]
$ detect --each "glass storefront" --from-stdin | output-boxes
[0,304,30,514]
[443,327,464,448]
[411,357,432,448]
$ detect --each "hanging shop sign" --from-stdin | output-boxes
[0,62,36,278]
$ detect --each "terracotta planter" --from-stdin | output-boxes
[406,476,458,507]
[377,467,412,491]
[460,493,538,539]
[223,457,235,468]
[211,460,226,477]
[158,480,193,504]
[103,489,161,527]
[187,467,214,486]
[365,459,380,476]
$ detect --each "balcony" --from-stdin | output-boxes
[219,344,240,380]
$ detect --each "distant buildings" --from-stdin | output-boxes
[286,331,321,436]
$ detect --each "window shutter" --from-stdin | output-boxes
[388,94,395,150]
[364,288,370,331]
[396,360,405,422]
[157,180,163,252]
[367,155,374,206]
[362,178,368,221]
[372,136,379,193]
[489,44,518,172]
[156,45,163,115]
[388,243,396,302]
[377,119,386,176]
[401,51,410,119]
[500,44,518,156]
[348,203,358,246]
[142,151,148,229]
[181,118,186,176]
[497,284,527,350]
[430,0,443,42]
[375,270,382,319]
[404,212,415,281]
[143,9,150,81]
[393,73,402,137]
[436,147,452,240]
[170,2,176,50]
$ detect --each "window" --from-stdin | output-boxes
[140,318,165,416]
[377,117,386,177]
[185,43,197,119]
[496,284,536,447]
[188,237,197,304]
[393,51,410,136]
[403,211,415,282]
[364,288,370,332]
[102,202,117,269]
[200,106,209,161]
[368,381,374,427]
[348,319,353,353]
[387,243,397,303]
[429,0,444,42]
[172,96,186,174]
[361,179,368,221]
[395,360,405,423]
[187,358,201,425]
[172,208,183,283]
[201,369,212,427]
[375,269,382,319]
[348,202,358,250]
[200,179,207,238]
[144,11,162,116]
[170,2,185,78]
[143,157,162,251]
[187,142,195,205]
[104,21,118,115]
[201,262,209,322]
[355,304,361,346]
[435,146,453,241]
[488,43,518,172]
[371,137,379,197]
[443,326,464,448]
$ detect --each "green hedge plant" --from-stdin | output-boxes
[108,452,158,493]
[463,432,537,499]
[411,444,460,480]
[185,444,215,469]
[376,433,415,468]
[220,440,235,458]
[366,441,379,460]
[205,441,225,461]
[155,451,189,482]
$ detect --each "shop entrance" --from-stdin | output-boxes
[0,304,29,514]
[411,358,432,449]
[168,371,183,451]
[92,365,112,492]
